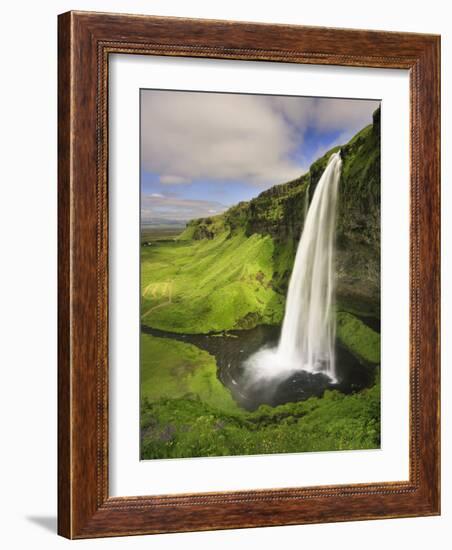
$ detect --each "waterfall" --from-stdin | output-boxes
[278,151,341,380]
[244,152,342,384]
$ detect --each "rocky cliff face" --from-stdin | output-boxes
[183,108,381,316]
[335,108,380,314]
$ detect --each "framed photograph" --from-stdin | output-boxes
[58,11,440,538]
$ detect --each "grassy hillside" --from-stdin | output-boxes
[141,230,284,333]
[141,333,240,414]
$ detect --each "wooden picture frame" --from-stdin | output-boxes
[58,10,440,539]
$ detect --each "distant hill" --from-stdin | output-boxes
[141,218,187,227]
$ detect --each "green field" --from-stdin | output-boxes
[141,224,185,243]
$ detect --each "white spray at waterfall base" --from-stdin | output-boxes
[243,151,342,386]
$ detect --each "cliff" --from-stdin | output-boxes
[181,108,381,315]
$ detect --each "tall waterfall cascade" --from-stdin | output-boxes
[244,151,342,384]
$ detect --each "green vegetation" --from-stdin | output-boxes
[336,312,380,364]
[141,333,239,414]
[141,384,380,459]
[141,333,380,459]
[141,230,284,334]
[141,389,380,459]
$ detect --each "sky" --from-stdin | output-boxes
[140,90,380,224]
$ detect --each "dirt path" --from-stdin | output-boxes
[141,281,173,319]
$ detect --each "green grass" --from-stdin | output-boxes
[141,333,240,414]
[141,230,284,333]
[141,382,380,459]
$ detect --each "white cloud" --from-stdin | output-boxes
[141,91,379,188]
[141,91,304,187]
[159,175,190,184]
[141,194,227,222]
[267,96,379,135]
[308,97,380,132]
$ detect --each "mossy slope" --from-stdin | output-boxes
[140,333,240,413]
[141,231,284,334]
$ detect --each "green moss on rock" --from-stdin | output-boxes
[336,311,380,364]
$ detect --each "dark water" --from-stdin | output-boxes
[141,322,378,411]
